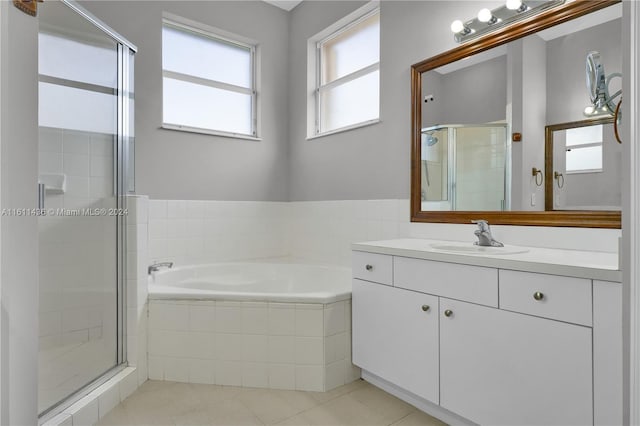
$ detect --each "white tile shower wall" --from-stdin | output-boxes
[147,300,359,391]
[147,200,290,266]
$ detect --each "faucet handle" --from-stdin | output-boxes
[471,219,490,231]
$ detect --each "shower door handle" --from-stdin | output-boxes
[38,183,45,210]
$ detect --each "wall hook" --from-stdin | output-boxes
[531,168,544,187]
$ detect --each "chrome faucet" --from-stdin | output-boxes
[472,220,504,247]
[148,262,173,275]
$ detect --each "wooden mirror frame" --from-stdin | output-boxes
[544,116,616,212]
[411,0,621,228]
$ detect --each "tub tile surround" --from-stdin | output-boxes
[147,299,360,392]
[147,199,290,266]
[147,198,621,269]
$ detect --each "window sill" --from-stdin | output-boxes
[566,169,604,175]
[306,119,381,141]
[162,124,261,141]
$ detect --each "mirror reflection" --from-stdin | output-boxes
[546,118,621,211]
[419,3,622,212]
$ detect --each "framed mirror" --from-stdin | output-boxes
[411,0,621,228]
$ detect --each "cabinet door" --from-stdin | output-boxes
[352,279,439,404]
[440,298,592,426]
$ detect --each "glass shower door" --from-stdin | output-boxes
[453,125,507,211]
[37,2,125,415]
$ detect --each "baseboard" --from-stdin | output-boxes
[361,370,476,426]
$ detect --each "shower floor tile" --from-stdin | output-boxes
[97,379,447,426]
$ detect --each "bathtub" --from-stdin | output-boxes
[149,262,352,303]
[146,262,360,391]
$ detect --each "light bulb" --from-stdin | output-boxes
[477,8,494,23]
[584,106,595,115]
[506,0,522,10]
[450,20,465,34]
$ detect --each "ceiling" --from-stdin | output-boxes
[262,0,303,11]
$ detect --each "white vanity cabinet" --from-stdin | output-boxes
[351,245,622,426]
[439,298,592,426]
[352,279,439,403]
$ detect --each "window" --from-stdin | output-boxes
[313,7,380,136]
[162,20,256,137]
[565,124,603,173]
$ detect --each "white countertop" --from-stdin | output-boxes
[352,238,621,282]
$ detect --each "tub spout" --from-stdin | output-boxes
[148,262,173,275]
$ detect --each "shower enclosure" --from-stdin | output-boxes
[37,0,135,417]
[421,124,508,211]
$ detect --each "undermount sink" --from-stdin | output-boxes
[430,243,529,255]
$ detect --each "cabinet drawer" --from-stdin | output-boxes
[499,270,592,326]
[394,256,498,307]
[352,251,393,285]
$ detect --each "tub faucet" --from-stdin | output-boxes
[148,262,173,275]
[472,220,504,247]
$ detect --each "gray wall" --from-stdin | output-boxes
[520,35,547,211]
[82,0,506,202]
[0,2,39,424]
[81,1,291,201]
[288,1,502,201]
[422,56,507,128]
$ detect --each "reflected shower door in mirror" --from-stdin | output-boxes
[411,0,622,227]
[421,124,508,211]
[545,118,620,211]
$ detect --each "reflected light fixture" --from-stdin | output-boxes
[451,0,565,43]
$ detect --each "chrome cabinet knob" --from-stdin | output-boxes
[444,309,453,317]
[365,264,373,271]
[421,305,430,312]
[533,291,544,301]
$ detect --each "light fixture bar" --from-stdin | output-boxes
[452,0,565,44]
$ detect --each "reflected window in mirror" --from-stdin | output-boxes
[565,125,604,173]
[545,117,620,212]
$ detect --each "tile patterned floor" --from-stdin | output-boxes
[97,379,447,426]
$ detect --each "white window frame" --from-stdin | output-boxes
[565,125,604,174]
[161,17,259,140]
[307,2,380,139]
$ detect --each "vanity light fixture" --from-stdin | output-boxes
[450,20,471,36]
[451,0,565,43]
[477,8,498,25]
[506,0,528,13]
